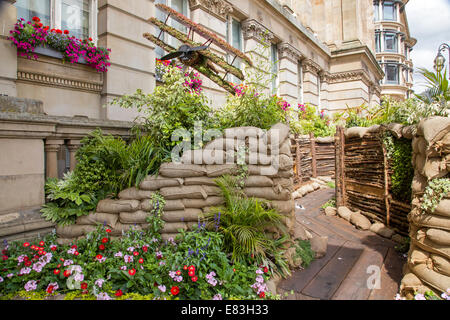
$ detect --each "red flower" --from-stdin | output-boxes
[138,258,144,264]
[263,267,268,273]
[191,276,198,282]
[51,246,57,251]
[176,270,181,276]
[233,268,236,272]
[53,269,60,275]
[101,237,108,244]
[63,30,69,34]
[105,229,112,233]
[96,254,103,260]
[63,270,71,277]
[46,285,55,294]
[81,282,88,290]
[57,264,61,268]
[259,291,265,298]
[170,286,180,296]
[115,289,123,297]
[24,260,31,267]
[142,246,148,252]
[133,251,139,256]
[71,245,77,249]
[39,241,45,246]
[56,29,62,34]
[188,265,195,272]
[128,268,136,276]
[183,265,188,270]
[74,251,79,256]
[37,22,43,28]
[32,16,40,22]
[188,270,195,277]
[23,242,30,247]
[44,26,49,31]
[2,255,8,261]
[99,245,105,251]
[89,37,93,41]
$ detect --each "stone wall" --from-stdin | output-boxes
[400,117,450,298]
[55,123,296,244]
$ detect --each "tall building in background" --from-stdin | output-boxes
[373,0,416,100]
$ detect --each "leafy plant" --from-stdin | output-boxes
[294,240,315,268]
[202,175,288,275]
[415,67,450,104]
[421,178,450,213]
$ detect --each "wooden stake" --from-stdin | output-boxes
[310,132,317,178]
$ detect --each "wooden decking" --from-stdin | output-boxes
[279,188,406,300]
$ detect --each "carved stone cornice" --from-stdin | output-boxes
[327,70,371,86]
[17,71,103,93]
[301,58,322,75]
[188,0,233,21]
[277,42,304,62]
[241,19,275,43]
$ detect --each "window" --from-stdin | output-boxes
[374,1,379,21]
[16,0,96,41]
[16,0,51,26]
[155,0,189,59]
[375,32,381,53]
[384,32,398,52]
[227,18,243,84]
[270,43,278,95]
[385,62,399,84]
[383,1,397,21]
[297,62,303,104]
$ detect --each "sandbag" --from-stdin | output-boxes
[76,212,119,228]
[278,154,294,171]
[224,126,265,140]
[278,139,292,155]
[246,152,273,165]
[263,123,290,147]
[141,199,184,212]
[244,187,291,201]
[316,136,334,143]
[272,177,293,191]
[159,162,206,177]
[182,196,224,208]
[204,137,243,152]
[160,186,207,200]
[96,199,140,213]
[409,262,450,293]
[434,199,450,217]
[426,228,450,246]
[409,246,430,265]
[411,237,450,261]
[56,224,97,238]
[435,131,450,154]
[248,136,268,153]
[161,233,179,242]
[422,157,447,180]
[110,222,142,236]
[416,116,450,145]
[337,206,353,221]
[400,272,426,294]
[139,176,182,190]
[184,176,217,186]
[345,127,369,139]
[202,185,222,197]
[205,164,239,177]
[119,210,149,224]
[162,208,201,223]
[414,153,426,173]
[410,212,450,231]
[386,123,404,139]
[401,125,416,140]
[369,222,394,238]
[118,187,154,200]
[430,254,450,277]
[161,222,187,233]
[269,200,294,214]
[411,173,427,195]
[56,237,79,246]
[350,211,371,230]
[244,176,274,187]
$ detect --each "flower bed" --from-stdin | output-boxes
[0,224,274,300]
[8,17,111,73]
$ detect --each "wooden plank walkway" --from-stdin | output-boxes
[279,188,406,300]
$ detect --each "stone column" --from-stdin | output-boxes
[67,139,82,171]
[45,139,64,179]
[301,59,322,106]
[277,43,304,106]
[0,0,18,96]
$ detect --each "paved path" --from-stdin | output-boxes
[279,188,406,300]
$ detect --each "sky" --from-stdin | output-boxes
[406,0,450,93]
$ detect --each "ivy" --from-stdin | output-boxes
[421,178,450,213]
[145,192,166,235]
[382,132,414,203]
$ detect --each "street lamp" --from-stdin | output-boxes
[434,43,450,73]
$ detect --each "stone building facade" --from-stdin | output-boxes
[0,0,415,240]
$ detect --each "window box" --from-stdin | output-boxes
[33,45,87,64]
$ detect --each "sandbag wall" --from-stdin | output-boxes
[55,123,296,244]
[400,116,450,298]
[291,133,335,187]
[335,124,414,236]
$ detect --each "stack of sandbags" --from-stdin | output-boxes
[400,116,450,299]
[56,123,296,244]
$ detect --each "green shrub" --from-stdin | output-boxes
[294,240,315,268]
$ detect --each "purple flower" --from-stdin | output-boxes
[97,292,112,300]
[24,280,37,291]
[158,285,166,293]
